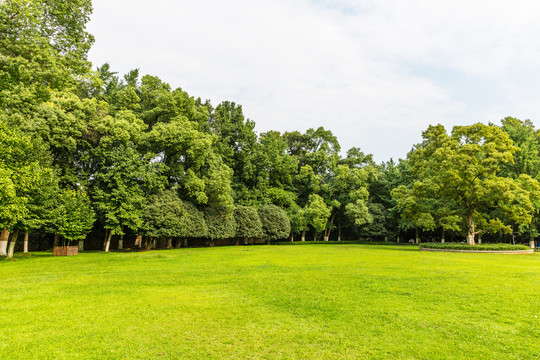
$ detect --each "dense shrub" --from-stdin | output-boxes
[258,204,290,243]
[204,207,235,241]
[234,206,263,243]
[419,243,530,251]
[180,201,207,239]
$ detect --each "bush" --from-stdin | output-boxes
[234,206,263,242]
[204,207,235,240]
[258,205,290,243]
[180,201,207,239]
[419,242,530,251]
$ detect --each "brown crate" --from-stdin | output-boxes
[53,246,79,256]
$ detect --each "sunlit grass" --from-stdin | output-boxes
[1,245,538,359]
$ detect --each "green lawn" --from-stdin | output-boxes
[1,244,538,359]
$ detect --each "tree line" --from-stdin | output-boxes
[1,0,539,257]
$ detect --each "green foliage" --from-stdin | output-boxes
[144,190,183,239]
[234,206,263,239]
[204,207,236,240]
[397,123,540,245]
[305,194,331,237]
[258,205,291,242]
[52,187,95,243]
[180,201,207,239]
[419,242,531,251]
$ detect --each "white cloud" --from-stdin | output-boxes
[87,0,540,162]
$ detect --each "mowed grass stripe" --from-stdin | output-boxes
[0,245,538,359]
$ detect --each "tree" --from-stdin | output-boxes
[204,206,236,246]
[305,194,331,241]
[144,190,183,249]
[51,187,95,246]
[92,144,162,252]
[233,206,263,245]
[404,123,539,245]
[0,0,94,114]
[258,205,291,244]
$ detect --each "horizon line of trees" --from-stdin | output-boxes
[1,0,540,257]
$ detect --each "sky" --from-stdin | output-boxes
[86,0,540,162]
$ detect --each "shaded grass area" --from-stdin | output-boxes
[1,245,539,359]
[420,242,531,251]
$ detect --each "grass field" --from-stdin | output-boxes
[1,244,539,359]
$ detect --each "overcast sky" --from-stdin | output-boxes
[87,0,540,162]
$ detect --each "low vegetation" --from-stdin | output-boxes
[419,242,531,251]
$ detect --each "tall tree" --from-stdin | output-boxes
[403,123,539,245]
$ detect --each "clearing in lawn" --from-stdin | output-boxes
[0,244,538,359]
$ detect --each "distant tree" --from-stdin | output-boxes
[204,207,236,246]
[401,123,540,245]
[305,194,331,241]
[178,201,207,247]
[51,187,95,247]
[258,205,291,244]
[234,206,263,245]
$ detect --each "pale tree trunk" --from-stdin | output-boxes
[530,235,535,249]
[441,229,445,243]
[290,234,294,242]
[478,233,482,244]
[7,229,19,258]
[104,230,112,252]
[0,229,10,256]
[384,236,388,242]
[397,231,400,243]
[118,225,124,250]
[415,229,419,244]
[78,239,84,252]
[338,213,341,241]
[23,232,29,253]
[301,230,306,242]
[134,235,142,248]
[466,213,475,245]
[167,237,172,249]
[152,238,156,249]
[324,212,337,241]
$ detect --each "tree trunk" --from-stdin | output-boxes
[23,232,29,253]
[7,229,19,258]
[104,230,112,252]
[466,214,475,245]
[118,225,124,250]
[478,233,482,244]
[384,236,388,242]
[301,230,306,242]
[530,235,535,249]
[53,234,59,248]
[135,235,142,248]
[415,228,419,244]
[152,238,156,249]
[103,229,109,251]
[338,212,341,241]
[0,229,9,256]
[441,229,445,243]
[397,231,400,243]
[167,237,172,249]
[290,234,294,242]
